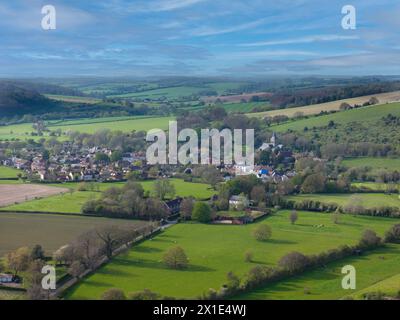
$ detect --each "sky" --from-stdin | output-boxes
[0,0,399,77]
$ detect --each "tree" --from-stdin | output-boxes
[384,224,400,243]
[191,202,212,223]
[301,173,326,193]
[95,226,124,259]
[163,246,189,269]
[250,185,266,204]
[110,150,123,162]
[95,152,110,163]
[289,210,298,225]
[244,250,253,263]
[68,261,85,279]
[30,245,45,261]
[128,289,160,300]
[359,229,381,248]
[332,212,340,224]
[101,288,127,300]
[6,247,30,276]
[180,197,195,220]
[252,224,272,241]
[278,251,310,273]
[154,179,176,200]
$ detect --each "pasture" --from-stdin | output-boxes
[342,157,400,171]
[140,179,216,200]
[0,213,146,255]
[286,193,400,209]
[236,244,400,300]
[45,94,101,104]
[269,102,400,133]
[0,166,23,179]
[1,190,99,214]
[65,210,397,299]
[247,90,400,119]
[352,182,400,192]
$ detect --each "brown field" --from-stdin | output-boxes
[202,92,272,103]
[247,90,400,118]
[0,213,147,255]
[0,184,69,207]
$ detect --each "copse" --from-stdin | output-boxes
[101,288,127,300]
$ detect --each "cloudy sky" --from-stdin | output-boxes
[0,0,399,77]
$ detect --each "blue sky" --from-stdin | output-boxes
[0,0,399,77]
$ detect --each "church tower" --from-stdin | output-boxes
[270,132,277,147]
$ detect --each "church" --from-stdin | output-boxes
[258,132,283,151]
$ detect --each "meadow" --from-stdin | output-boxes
[45,94,102,104]
[247,91,400,119]
[0,212,146,255]
[352,182,400,192]
[0,166,22,179]
[269,102,400,133]
[65,210,398,299]
[222,101,270,113]
[286,193,400,209]
[0,116,173,141]
[1,191,99,214]
[236,244,400,300]
[342,157,400,171]
[140,178,215,200]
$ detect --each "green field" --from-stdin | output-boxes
[270,102,400,133]
[0,116,173,140]
[247,91,400,119]
[0,213,146,255]
[342,157,400,171]
[45,94,102,104]
[352,182,400,192]
[286,193,400,209]
[236,244,400,300]
[65,210,397,299]
[222,102,270,113]
[140,179,216,200]
[0,166,22,179]
[1,191,99,214]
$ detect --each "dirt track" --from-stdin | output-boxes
[0,184,68,207]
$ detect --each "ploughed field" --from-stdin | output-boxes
[0,212,147,255]
[65,210,398,299]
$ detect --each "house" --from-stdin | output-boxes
[164,198,182,215]
[259,132,283,152]
[229,195,249,209]
[0,274,20,284]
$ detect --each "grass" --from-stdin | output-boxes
[269,102,400,133]
[0,116,173,141]
[45,94,101,104]
[0,166,22,179]
[247,91,400,119]
[342,157,400,171]
[140,178,216,200]
[236,244,400,300]
[1,191,99,214]
[352,182,400,192]
[222,102,270,113]
[65,210,398,299]
[108,86,209,100]
[0,212,146,256]
[0,289,25,300]
[286,193,400,209]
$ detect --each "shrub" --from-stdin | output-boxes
[101,288,126,300]
[163,246,189,269]
[252,224,272,241]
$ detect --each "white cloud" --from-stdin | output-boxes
[240,34,360,47]
[191,18,267,37]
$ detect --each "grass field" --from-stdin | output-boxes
[140,179,216,200]
[236,244,400,300]
[222,102,270,113]
[352,182,400,192]
[286,193,400,209]
[45,94,101,104]
[342,157,400,171]
[0,166,22,179]
[247,91,400,119]
[1,191,99,214]
[0,289,25,300]
[269,102,400,133]
[0,116,173,140]
[108,86,209,100]
[0,213,146,255]
[65,210,397,299]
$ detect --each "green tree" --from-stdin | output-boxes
[110,150,123,162]
[163,246,189,269]
[252,224,272,241]
[101,288,127,300]
[191,202,212,223]
[154,179,176,200]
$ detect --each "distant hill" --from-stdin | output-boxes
[0,82,57,116]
